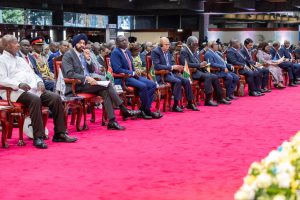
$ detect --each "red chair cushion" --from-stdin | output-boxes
[77,93,97,99]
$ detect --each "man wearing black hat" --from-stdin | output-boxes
[62,34,139,130]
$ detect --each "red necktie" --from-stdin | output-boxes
[25,56,30,64]
[124,51,132,71]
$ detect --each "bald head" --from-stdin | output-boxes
[2,34,19,56]
[160,37,170,52]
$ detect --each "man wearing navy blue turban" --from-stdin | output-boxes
[62,34,140,130]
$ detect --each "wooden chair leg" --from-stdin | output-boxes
[1,120,9,148]
[17,115,26,146]
[76,105,83,131]
[155,90,161,113]
[90,104,96,123]
[82,100,88,130]
[70,112,76,125]
[7,115,15,139]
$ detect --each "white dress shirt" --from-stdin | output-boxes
[0,50,43,102]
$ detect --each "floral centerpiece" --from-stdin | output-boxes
[235,131,300,200]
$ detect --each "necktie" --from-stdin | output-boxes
[193,52,200,64]
[124,51,132,71]
[80,54,89,76]
[164,52,169,65]
[25,55,30,64]
[214,51,226,68]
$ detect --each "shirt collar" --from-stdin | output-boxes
[73,47,82,57]
[3,50,16,58]
[19,51,27,58]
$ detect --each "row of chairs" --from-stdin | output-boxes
[0,50,290,148]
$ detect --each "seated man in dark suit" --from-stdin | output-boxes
[204,40,239,101]
[226,39,264,96]
[179,36,231,105]
[110,35,162,119]
[17,39,43,80]
[151,37,200,111]
[241,38,271,93]
[270,41,298,86]
[48,40,69,73]
[279,40,300,81]
[0,34,77,149]
[62,34,139,130]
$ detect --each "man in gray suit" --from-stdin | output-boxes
[62,34,139,130]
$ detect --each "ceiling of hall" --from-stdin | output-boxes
[0,0,298,15]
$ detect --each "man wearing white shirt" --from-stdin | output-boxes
[0,34,77,149]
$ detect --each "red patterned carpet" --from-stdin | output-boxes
[1,87,300,200]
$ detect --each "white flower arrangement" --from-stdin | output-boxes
[235,131,300,200]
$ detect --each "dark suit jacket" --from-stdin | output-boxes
[97,55,106,68]
[179,46,201,69]
[110,47,135,85]
[48,51,61,73]
[226,47,248,67]
[17,51,43,79]
[151,47,176,83]
[204,49,229,70]
[240,47,256,66]
[279,47,292,59]
[61,49,94,95]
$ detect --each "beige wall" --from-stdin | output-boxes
[207,30,298,45]
[124,32,168,43]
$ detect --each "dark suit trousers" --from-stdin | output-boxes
[193,70,223,99]
[292,63,300,79]
[17,91,66,139]
[126,76,156,111]
[165,73,194,101]
[257,68,269,89]
[238,69,256,92]
[44,80,55,92]
[279,62,294,81]
[78,83,122,120]
[217,71,239,97]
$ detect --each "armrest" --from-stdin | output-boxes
[233,65,243,70]
[155,70,169,76]
[210,68,220,72]
[64,78,81,97]
[0,85,18,107]
[113,73,131,79]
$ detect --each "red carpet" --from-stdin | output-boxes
[1,87,300,200]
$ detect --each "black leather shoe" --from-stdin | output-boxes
[217,99,231,105]
[172,106,184,112]
[256,91,265,96]
[34,138,48,149]
[229,95,238,100]
[249,91,260,96]
[289,83,297,87]
[225,97,232,101]
[150,112,163,119]
[122,109,141,120]
[204,100,218,106]
[138,110,153,119]
[262,88,272,93]
[294,81,300,85]
[107,121,126,130]
[53,133,77,143]
[186,104,200,111]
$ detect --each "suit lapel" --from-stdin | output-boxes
[71,49,83,73]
